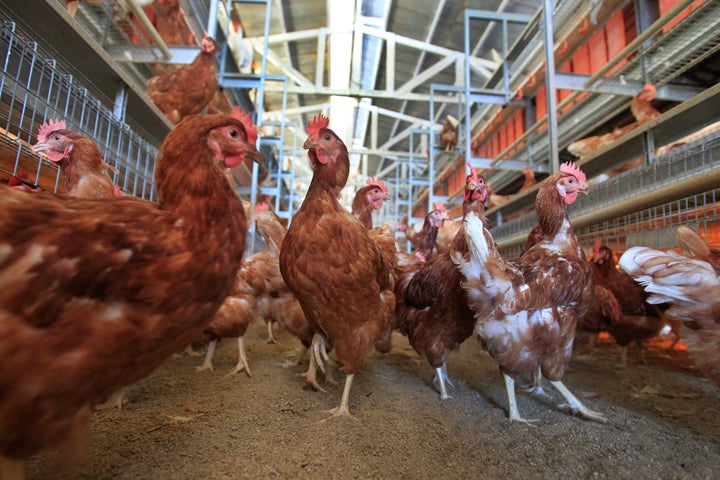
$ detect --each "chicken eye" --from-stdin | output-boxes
[324,134,331,141]
[228,128,239,139]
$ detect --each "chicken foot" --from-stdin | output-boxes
[196,339,218,372]
[319,373,358,423]
[94,388,128,411]
[551,380,607,423]
[298,333,335,391]
[281,345,309,368]
[520,366,552,401]
[312,332,331,375]
[503,373,539,425]
[266,321,277,344]
[185,345,204,356]
[226,336,252,377]
[312,332,337,385]
[297,350,326,392]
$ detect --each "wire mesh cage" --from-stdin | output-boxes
[0,20,157,200]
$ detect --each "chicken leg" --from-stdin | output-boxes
[433,363,454,400]
[503,373,539,425]
[266,321,277,344]
[521,366,552,401]
[196,339,218,372]
[298,333,335,391]
[282,345,309,368]
[320,373,357,423]
[551,380,607,423]
[297,350,325,392]
[226,336,252,377]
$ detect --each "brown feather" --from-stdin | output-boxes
[0,113,258,460]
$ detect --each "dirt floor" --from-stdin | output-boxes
[27,321,720,480]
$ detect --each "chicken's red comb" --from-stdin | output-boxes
[255,202,269,214]
[432,201,447,213]
[593,238,603,253]
[307,114,329,137]
[560,161,586,184]
[366,177,388,193]
[642,84,657,100]
[37,118,67,143]
[230,107,258,145]
[467,162,478,183]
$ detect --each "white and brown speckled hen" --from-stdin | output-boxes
[455,162,605,423]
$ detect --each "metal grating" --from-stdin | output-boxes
[485,0,720,194]
[496,127,720,257]
[0,20,157,200]
[576,189,720,251]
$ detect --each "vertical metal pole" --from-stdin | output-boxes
[429,89,435,213]
[634,0,660,164]
[541,0,559,174]
[464,10,472,175]
[256,0,272,124]
[502,19,510,100]
[113,85,127,122]
[218,0,230,82]
[207,0,219,39]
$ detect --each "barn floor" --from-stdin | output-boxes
[28,321,720,479]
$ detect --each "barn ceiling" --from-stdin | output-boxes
[220,0,540,197]
[42,0,719,217]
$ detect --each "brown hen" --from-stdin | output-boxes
[392,168,488,399]
[279,114,397,421]
[351,177,389,230]
[0,112,261,477]
[590,240,667,364]
[456,162,605,423]
[30,119,121,199]
[146,34,218,124]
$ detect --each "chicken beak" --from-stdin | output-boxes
[31,141,48,153]
[578,183,589,196]
[245,148,263,163]
[303,136,317,150]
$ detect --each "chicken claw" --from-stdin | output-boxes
[281,346,309,368]
[225,337,252,377]
[195,340,218,372]
[297,349,326,392]
[94,389,128,411]
[521,366,553,401]
[318,374,358,423]
[551,380,608,423]
[311,332,330,374]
